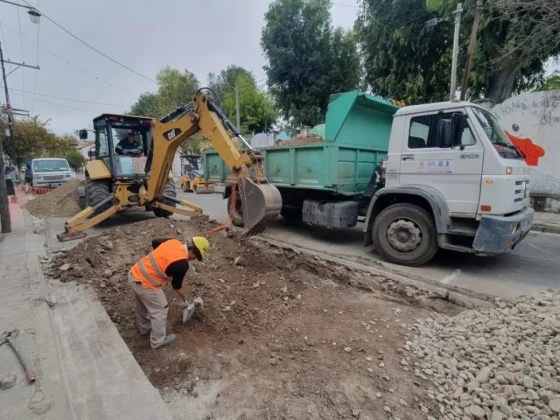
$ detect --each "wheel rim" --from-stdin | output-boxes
[385,218,423,253]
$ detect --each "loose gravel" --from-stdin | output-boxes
[404,291,560,419]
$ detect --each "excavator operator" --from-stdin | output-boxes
[128,236,210,349]
[116,132,143,156]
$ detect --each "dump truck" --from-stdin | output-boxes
[204,90,533,266]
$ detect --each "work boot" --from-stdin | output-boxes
[159,334,176,348]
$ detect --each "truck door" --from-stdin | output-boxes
[399,111,484,216]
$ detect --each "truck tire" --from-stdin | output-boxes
[372,203,438,266]
[153,179,177,218]
[86,177,111,215]
[280,206,303,221]
[227,194,244,227]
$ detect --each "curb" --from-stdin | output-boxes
[257,236,496,310]
[531,222,560,235]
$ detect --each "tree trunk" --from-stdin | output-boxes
[486,62,523,105]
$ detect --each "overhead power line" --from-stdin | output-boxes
[0,21,134,95]
[8,87,130,107]
[20,0,156,84]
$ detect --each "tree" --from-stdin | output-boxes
[130,67,199,119]
[130,92,158,116]
[219,73,278,134]
[356,0,451,104]
[207,65,254,104]
[5,117,59,168]
[357,0,559,105]
[65,149,86,171]
[262,0,361,127]
[542,71,560,91]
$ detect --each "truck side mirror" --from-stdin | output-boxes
[437,119,453,147]
[79,129,88,140]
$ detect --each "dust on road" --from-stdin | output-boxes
[44,216,460,420]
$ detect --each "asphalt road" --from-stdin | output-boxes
[177,191,560,298]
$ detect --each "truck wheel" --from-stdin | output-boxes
[86,176,111,215]
[372,203,438,266]
[227,194,244,227]
[280,206,302,221]
[153,179,177,218]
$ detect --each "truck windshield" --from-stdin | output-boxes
[472,108,524,160]
[33,159,70,172]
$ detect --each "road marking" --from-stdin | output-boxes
[524,242,558,259]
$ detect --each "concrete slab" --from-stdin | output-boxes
[0,210,171,420]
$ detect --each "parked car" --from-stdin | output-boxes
[30,158,75,188]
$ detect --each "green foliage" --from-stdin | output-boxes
[356,0,450,104]
[5,117,69,167]
[64,149,86,170]
[208,65,253,104]
[542,72,560,91]
[357,0,559,105]
[262,0,361,126]
[130,67,199,119]
[221,74,278,134]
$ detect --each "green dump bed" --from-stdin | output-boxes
[203,91,399,196]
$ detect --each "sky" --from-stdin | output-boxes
[0,0,359,136]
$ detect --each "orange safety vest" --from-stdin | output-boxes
[130,239,188,289]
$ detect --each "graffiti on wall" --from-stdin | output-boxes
[491,90,560,195]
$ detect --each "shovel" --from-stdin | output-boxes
[178,293,195,324]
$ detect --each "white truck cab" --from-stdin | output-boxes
[364,101,533,266]
[31,158,75,188]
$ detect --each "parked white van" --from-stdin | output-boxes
[31,158,75,188]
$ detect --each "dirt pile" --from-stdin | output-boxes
[45,216,461,420]
[24,179,83,218]
[274,134,325,147]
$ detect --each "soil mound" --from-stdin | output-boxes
[24,179,82,218]
[274,134,325,147]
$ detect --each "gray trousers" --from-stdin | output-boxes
[129,272,168,349]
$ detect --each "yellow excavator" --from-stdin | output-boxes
[179,154,215,194]
[57,89,282,241]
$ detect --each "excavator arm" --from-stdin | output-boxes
[147,90,282,234]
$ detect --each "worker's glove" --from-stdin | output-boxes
[175,287,184,296]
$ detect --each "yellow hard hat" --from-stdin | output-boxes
[191,236,210,261]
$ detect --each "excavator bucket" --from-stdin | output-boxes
[238,178,282,235]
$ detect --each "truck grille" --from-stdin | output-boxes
[514,180,529,203]
[43,175,64,181]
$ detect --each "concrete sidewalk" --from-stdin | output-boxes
[532,211,560,235]
[0,206,171,420]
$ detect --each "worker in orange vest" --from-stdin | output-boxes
[129,236,210,349]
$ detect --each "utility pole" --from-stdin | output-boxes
[0,42,12,233]
[460,0,483,101]
[0,41,39,233]
[449,3,463,101]
[235,84,240,130]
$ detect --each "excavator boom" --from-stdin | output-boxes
[148,90,281,234]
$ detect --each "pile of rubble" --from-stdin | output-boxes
[24,179,82,218]
[403,291,560,419]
